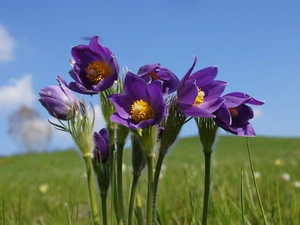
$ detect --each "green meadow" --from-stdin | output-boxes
[1,136,299,225]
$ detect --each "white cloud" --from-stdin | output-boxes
[0,24,16,62]
[253,107,263,119]
[0,75,36,111]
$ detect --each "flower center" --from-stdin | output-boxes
[193,88,205,106]
[131,99,155,123]
[229,107,239,118]
[85,60,112,84]
[150,71,159,81]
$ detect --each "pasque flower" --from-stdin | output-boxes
[177,57,227,118]
[68,36,119,94]
[93,128,110,163]
[39,76,79,120]
[137,64,179,94]
[214,92,265,136]
[108,72,167,129]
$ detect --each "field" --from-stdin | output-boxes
[1,136,299,225]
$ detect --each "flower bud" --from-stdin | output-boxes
[159,96,186,154]
[196,117,218,154]
[131,133,147,177]
[39,76,78,120]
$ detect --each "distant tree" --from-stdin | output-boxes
[7,106,52,152]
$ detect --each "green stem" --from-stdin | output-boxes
[128,174,140,225]
[114,174,123,225]
[108,125,121,225]
[201,151,212,225]
[83,155,101,225]
[246,138,269,225]
[117,143,127,225]
[101,193,108,225]
[152,150,166,223]
[146,155,154,225]
[136,193,144,225]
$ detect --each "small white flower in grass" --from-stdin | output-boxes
[254,171,261,179]
[275,158,284,166]
[282,173,290,182]
[39,184,49,194]
[294,181,300,188]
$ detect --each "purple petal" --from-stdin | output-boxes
[223,92,251,108]
[108,94,133,119]
[147,80,163,106]
[232,105,254,125]
[110,113,131,127]
[89,36,112,58]
[213,103,231,127]
[124,72,148,100]
[94,71,118,91]
[191,66,218,87]
[223,92,265,107]
[198,97,225,114]
[180,56,197,84]
[68,82,99,95]
[178,79,198,105]
[179,103,215,118]
[234,123,256,137]
[202,80,227,101]
[39,97,71,120]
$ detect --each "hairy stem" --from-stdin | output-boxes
[101,193,108,225]
[201,151,212,225]
[146,155,154,225]
[83,155,101,225]
[152,150,166,224]
[117,142,127,225]
[128,174,140,225]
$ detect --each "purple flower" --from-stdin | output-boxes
[93,128,110,163]
[108,72,167,129]
[177,57,227,118]
[68,36,119,94]
[214,92,265,136]
[39,76,79,120]
[137,64,179,94]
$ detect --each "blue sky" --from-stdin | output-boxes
[0,0,299,156]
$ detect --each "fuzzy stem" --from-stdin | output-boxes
[83,155,101,225]
[136,193,144,225]
[152,150,166,223]
[117,142,127,225]
[128,174,140,225]
[101,193,108,225]
[246,138,269,225]
[201,151,212,225]
[146,155,154,225]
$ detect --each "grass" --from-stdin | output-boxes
[0,136,299,224]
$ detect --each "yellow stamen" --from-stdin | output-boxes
[131,99,155,123]
[85,60,112,84]
[229,108,239,118]
[193,88,205,106]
